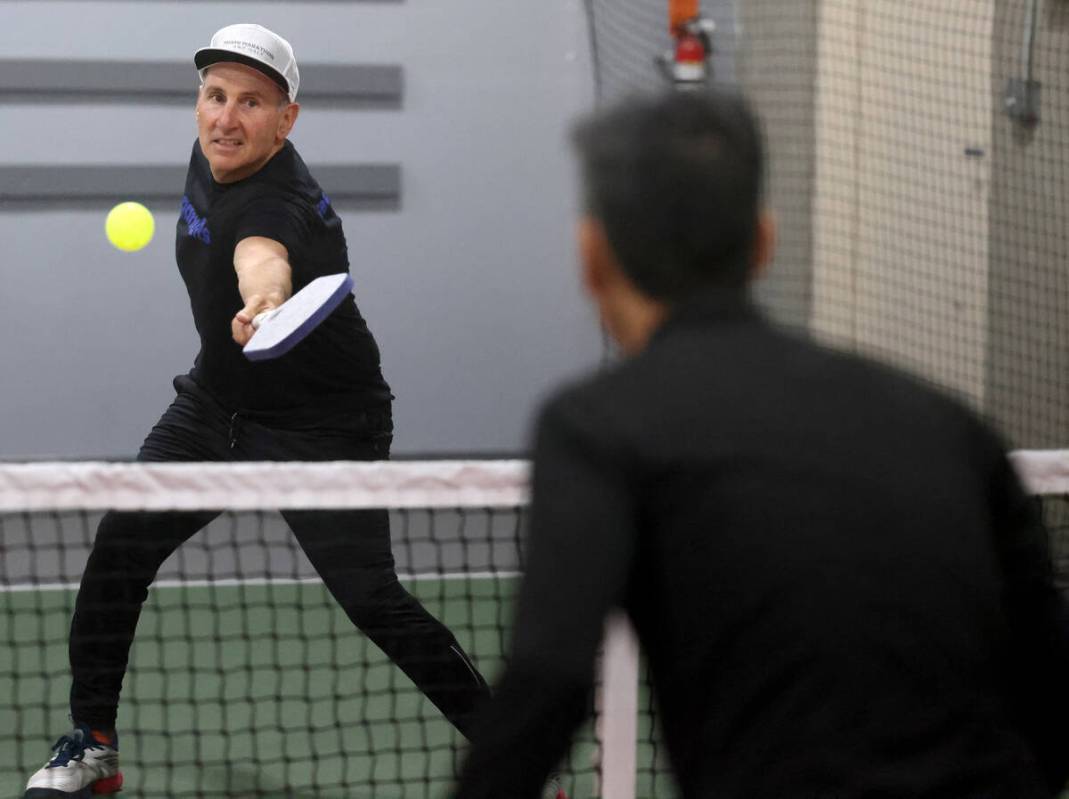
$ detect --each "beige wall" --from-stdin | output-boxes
[813,0,995,408]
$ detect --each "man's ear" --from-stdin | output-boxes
[750,208,777,280]
[277,102,300,143]
[577,215,616,300]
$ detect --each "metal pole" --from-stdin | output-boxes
[1004,0,1041,126]
[1022,0,1039,82]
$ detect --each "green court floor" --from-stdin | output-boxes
[1,577,613,798]
[11,574,1053,798]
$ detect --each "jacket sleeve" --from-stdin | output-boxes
[453,393,639,799]
[991,450,1069,792]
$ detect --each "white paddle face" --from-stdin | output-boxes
[251,308,281,329]
[243,273,353,361]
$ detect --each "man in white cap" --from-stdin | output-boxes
[23,24,495,798]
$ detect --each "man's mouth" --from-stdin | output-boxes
[213,138,243,149]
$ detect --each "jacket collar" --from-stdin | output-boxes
[651,284,762,343]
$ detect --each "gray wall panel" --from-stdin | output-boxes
[0,1,600,459]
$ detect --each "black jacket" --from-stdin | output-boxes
[456,288,1069,799]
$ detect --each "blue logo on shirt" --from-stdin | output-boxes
[180,195,211,244]
[317,193,332,219]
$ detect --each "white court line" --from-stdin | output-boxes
[0,570,521,594]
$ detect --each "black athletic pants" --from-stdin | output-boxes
[69,375,490,735]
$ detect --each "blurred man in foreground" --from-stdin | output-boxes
[454,90,1069,799]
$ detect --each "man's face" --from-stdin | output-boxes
[196,62,298,183]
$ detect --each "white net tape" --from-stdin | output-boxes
[0,451,1064,513]
[0,460,529,511]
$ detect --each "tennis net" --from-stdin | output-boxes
[0,461,615,799]
[2,456,1068,798]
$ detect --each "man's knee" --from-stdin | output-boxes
[91,510,207,571]
[333,569,426,629]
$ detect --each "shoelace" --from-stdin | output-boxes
[46,729,101,769]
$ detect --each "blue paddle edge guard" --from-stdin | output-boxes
[243,273,354,362]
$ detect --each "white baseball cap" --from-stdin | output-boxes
[194,23,300,103]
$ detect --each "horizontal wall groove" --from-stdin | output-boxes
[0,164,401,211]
[0,60,403,107]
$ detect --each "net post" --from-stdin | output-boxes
[597,611,640,799]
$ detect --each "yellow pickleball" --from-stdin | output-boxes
[105,201,155,252]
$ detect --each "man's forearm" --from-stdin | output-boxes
[235,254,291,308]
[231,236,293,344]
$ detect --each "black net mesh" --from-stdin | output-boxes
[583,0,1069,450]
[1,506,604,799]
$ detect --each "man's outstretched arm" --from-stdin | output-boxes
[454,394,638,799]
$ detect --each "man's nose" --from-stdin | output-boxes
[216,101,238,128]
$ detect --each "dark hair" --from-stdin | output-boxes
[571,90,765,300]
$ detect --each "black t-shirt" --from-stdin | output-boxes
[176,139,392,413]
